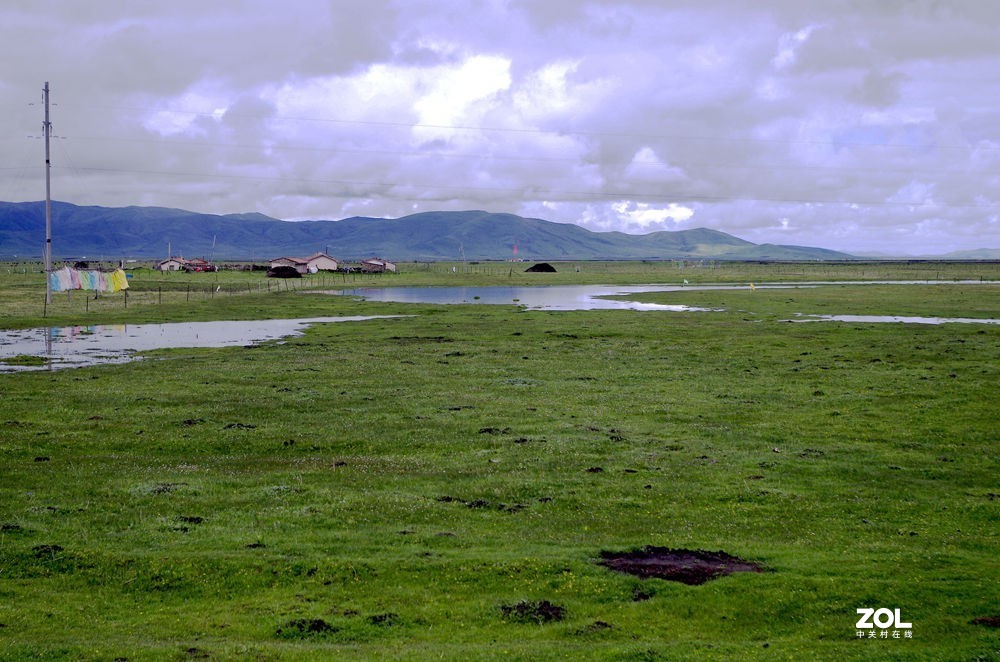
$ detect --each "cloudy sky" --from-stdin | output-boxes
[3,1,999,255]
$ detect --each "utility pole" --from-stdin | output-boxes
[43,81,53,305]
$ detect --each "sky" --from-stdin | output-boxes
[2,0,1000,256]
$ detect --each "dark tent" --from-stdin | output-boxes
[266,265,302,278]
[525,262,557,273]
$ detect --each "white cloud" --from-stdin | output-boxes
[772,24,823,71]
[612,200,694,228]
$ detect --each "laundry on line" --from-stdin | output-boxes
[48,266,129,293]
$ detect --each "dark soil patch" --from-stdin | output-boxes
[275,618,338,638]
[632,587,654,601]
[437,495,529,514]
[577,620,613,634]
[599,547,765,585]
[367,612,399,627]
[152,482,186,494]
[970,615,1000,627]
[32,544,64,558]
[500,600,565,624]
[1,523,24,533]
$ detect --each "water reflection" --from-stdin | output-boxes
[330,284,733,311]
[786,314,1000,325]
[0,316,402,373]
[331,280,992,311]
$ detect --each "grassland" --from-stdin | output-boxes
[0,261,997,660]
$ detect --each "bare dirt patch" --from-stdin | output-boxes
[275,618,339,638]
[970,615,1000,628]
[599,546,765,585]
[500,600,565,624]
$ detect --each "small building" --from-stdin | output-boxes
[157,257,188,271]
[360,258,397,273]
[268,252,339,274]
[157,257,216,272]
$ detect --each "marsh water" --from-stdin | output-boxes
[0,316,402,372]
[331,283,749,310]
[331,280,997,313]
[2,282,996,372]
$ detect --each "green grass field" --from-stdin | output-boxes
[0,262,997,660]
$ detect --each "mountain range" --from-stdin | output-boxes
[0,201,856,262]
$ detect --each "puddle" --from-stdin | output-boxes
[325,282,998,323]
[325,281,994,312]
[0,316,403,372]
[323,284,733,311]
[785,314,1000,325]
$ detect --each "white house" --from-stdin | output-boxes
[157,258,186,271]
[269,252,339,274]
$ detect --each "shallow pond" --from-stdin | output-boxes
[0,316,402,372]
[786,314,1000,325]
[327,284,744,311]
[329,282,999,321]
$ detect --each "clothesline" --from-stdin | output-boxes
[48,266,129,293]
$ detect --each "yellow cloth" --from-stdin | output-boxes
[108,269,129,292]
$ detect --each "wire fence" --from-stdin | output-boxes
[1,268,396,319]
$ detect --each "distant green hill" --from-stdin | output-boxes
[0,201,855,261]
